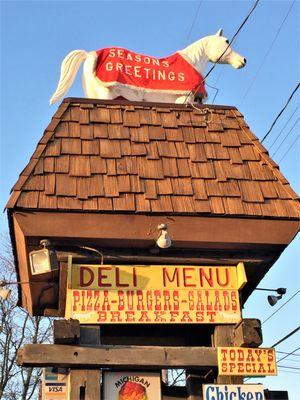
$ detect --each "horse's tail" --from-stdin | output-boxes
[50,50,89,104]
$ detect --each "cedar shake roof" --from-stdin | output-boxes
[6,98,300,219]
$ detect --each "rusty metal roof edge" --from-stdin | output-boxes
[61,97,238,110]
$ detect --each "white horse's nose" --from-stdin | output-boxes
[243,58,247,64]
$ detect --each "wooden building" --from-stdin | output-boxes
[6,98,300,396]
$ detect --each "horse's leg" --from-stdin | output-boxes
[96,86,115,100]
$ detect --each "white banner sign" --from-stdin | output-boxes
[103,371,162,400]
[203,384,265,400]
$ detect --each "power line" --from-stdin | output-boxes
[184,0,261,104]
[277,365,300,370]
[269,105,299,151]
[271,117,299,157]
[213,36,238,87]
[278,135,299,163]
[271,326,300,348]
[203,0,260,81]
[261,83,300,143]
[240,0,295,106]
[262,290,300,325]
[245,327,300,381]
[277,347,300,364]
[185,1,204,45]
[276,350,300,357]
[277,369,300,375]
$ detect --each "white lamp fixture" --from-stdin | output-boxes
[29,239,58,275]
[156,224,172,249]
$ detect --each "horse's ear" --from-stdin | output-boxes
[216,28,223,36]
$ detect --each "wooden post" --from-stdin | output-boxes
[213,325,243,384]
[186,371,204,400]
[54,319,80,344]
[69,369,101,400]
[233,318,262,347]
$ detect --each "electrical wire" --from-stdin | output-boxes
[268,105,299,151]
[276,350,300,357]
[271,326,300,348]
[245,327,300,381]
[277,369,300,375]
[278,134,299,163]
[271,117,299,157]
[261,83,300,143]
[213,37,239,87]
[240,0,295,106]
[185,1,204,45]
[277,347,300,364]
[262,290,300,325]
[184,0,261,104]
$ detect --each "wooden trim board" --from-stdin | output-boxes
[17,344,217,368]
[13,212,299,248]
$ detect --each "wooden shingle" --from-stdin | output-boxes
[176,158,190,177]
[44,174,56,195]
[123,109,140,127]
[144,180,158,200]
[56,175,77,196]
[162,158,179,177]
[90,107,110,123]
[150,195,173,212]
[113,194,135,211]
[69,156,91,177]
[157,178,173,195]
[239,181,264,203]
[137,158,164,179]
[80,125,93,139]
[93,124,108,138]
[188,144,207,162]
[7,99,299,219]
[100,139,121,158]
[171,178,193,195]
[61,138,81,155]
[108,124,130,139]
[117,175,131,193]
[44,157,55,173]
[131,126,150,143]
[103,175,119,197]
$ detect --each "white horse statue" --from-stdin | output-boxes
[50,29,246,105]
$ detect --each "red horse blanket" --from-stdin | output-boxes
[95,47,206,96]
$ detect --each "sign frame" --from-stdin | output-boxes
[102,370,162,400]
[217,347,277,376]
[65,257,247,325]
[203,384,265,400]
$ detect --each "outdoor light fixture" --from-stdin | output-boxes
[156,224,172,249]
[255,287,287,307]
[29,239,58,275]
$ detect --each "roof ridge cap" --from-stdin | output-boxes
[62,97,238,110]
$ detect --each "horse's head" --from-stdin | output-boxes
[205,29,246,69]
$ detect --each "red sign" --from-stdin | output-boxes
[95,47,206,95]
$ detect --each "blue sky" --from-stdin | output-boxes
[1,0,299,396]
